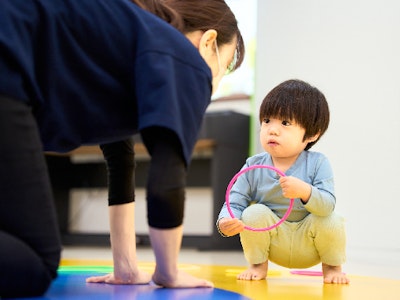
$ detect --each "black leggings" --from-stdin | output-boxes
[0,96,61,298]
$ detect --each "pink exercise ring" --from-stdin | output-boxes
[290,270,323,276]
[225,165,294,232]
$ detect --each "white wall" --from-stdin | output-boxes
[255,0,400,252]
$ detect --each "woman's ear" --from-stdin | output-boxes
[198,29,218,58]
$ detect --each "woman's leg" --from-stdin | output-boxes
[141,126,212,288]
[0,96,61,297]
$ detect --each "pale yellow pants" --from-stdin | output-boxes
[239,204,346,268]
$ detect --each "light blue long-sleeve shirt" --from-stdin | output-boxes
[218,151,336,222]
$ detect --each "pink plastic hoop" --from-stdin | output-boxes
[225,165,294,232]
[290,270,345,276]
[290,270,323,276]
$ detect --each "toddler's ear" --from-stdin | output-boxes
[307,132,320,143]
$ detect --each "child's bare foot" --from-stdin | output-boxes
[152,269,213,288]
[237,261,268,280]
[322,263,350,284]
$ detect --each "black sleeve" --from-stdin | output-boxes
[100,139,135,206]
[141,126,187,228]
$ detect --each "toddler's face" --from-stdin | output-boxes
[259,117,312,161]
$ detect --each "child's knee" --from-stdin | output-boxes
[242,204,274,226]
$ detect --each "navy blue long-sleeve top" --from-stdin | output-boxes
[0,0,212,165]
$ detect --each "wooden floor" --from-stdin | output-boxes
[54,259,400,300]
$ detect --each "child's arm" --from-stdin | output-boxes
[279,156,336,216]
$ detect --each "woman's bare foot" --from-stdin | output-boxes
[322,263,350,284]
[152,269,213,288]
[86,269,152,284]
[237,261,268,280]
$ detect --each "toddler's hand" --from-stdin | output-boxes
[218,217,245,237]
[279,176,312,202]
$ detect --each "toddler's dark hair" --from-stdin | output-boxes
[259,79,330,150]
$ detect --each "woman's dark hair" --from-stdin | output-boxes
[259,79,330,150]
[132,0,244,72]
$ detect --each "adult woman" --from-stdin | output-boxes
[0,0,244,297]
